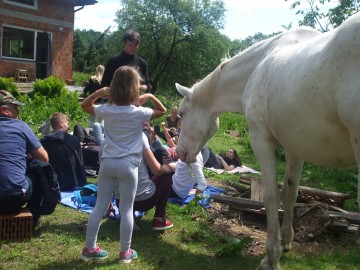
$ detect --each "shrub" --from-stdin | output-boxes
[0,77,20,96]
[72,72,90,86]
[17,91,88,133]
[33,76,67,98]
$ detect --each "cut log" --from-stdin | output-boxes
[239,175,351,205]
[211,194,360,225]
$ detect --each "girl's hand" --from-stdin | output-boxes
[99,87,110,99]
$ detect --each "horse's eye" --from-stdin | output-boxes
[179,112,183,118]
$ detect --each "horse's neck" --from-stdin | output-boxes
[210,41,272,115]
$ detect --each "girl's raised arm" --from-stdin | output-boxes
[139,93,166,120]
[81,87,110,115]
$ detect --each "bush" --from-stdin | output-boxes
[17,91,88,133]
[33,76,67,98]
[0,77,20,97]
[72,72,90,86]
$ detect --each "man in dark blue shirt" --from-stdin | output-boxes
[0,90,49,225]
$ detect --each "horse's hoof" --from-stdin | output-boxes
[282,243,291,253]
[282,247,290,253]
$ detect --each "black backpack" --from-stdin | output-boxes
[26,159,61,215]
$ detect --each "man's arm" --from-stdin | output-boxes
[30,146,49,163]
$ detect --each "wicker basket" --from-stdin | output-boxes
[0,208,33,241]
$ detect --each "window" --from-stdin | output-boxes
[4,0,37,9]
[2,26,35,60]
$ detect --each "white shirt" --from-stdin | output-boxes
[135,133,156,201]
[172,152,207,199]
[95,104,152,164]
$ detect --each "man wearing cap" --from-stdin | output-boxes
[0,90,48,223]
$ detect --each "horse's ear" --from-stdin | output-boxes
[175,83,191,98]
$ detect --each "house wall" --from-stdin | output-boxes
[0,0,74,81]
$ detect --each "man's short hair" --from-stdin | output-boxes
[123,29,141,45]
[50,112,68,129]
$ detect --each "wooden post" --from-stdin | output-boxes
[251,177,264,202]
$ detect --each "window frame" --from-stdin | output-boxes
[4,0,37,10]
[1,25,52,62]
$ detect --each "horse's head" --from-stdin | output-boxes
[175,83,219,163]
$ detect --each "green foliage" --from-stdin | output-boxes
[73,28,111,73]
[0,77,20,96]
[216,237,253,257]
[33,76,67,98]
[286,0,360,32]
[72,71,90,86]
[71,0,233,94]
[17,91,88,131]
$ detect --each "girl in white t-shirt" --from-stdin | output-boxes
[80,66,166,264]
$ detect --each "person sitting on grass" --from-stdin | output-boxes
[203,147,242,171]
[0,90,50,228]
[41,112,87,191]
[154,106,181,141]
[114,133,176,230]
[169,151,207,201]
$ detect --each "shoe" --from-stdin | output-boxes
[152,217,173,230]
[80,246,108,262]
[119,248,138,264]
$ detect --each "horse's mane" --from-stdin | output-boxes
[191,58,231,107]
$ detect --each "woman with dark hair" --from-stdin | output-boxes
[203,147,242,171]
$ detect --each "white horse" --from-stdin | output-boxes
[175,12,360,270]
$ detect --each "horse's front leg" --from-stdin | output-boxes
[250,133,281,270]
[280,151,303,252]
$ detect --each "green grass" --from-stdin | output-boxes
[1,95,359,269]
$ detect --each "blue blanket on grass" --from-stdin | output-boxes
[60,185,225,218]
[168,185,225,208]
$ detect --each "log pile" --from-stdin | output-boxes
[212,175,359,242]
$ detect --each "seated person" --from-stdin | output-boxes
[88,121,104,146]
[154,106,181,141]
[73,114,104,148]
[0,90,50,227]
[41,112,87,191]
[203,147,242,171]
[83,65,105,128]
[143,121,164,152]
[161,122,178,161]
[170,151,207,200]
[114,133,176,230]
[72,124,100,174]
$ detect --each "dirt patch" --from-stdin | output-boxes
[206,179,358,257]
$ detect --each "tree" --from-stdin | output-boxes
[114,0,232,93]
[285,0,360,32]
[73,28,112,73]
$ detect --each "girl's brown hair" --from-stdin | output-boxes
[110,66,140,105]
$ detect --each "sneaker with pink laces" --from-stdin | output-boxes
[119,248,138,264]
[80,246,108,261]
[152,217,173,230]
